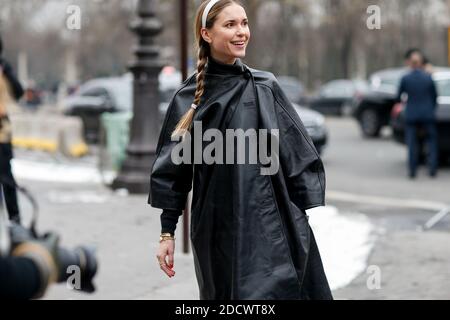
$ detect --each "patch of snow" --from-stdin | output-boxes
[306,206,377,291]
[12,159,115,184]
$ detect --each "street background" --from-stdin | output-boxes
[1,0,450,299]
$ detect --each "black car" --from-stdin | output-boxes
[63,68,181,143]
[353,67,450,137]
[63,75,132,143]
[309,79,369,116]
[391,71,450,164]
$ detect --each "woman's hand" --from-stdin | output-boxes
[156,239,176,278]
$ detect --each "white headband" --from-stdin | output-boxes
[202,0,221,29]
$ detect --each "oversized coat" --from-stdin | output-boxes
[148,56,332,300]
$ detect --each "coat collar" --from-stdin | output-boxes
[206,56,246,75]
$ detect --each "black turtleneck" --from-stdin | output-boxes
[206,55,248,76]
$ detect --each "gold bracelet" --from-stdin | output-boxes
[159,233,175,242]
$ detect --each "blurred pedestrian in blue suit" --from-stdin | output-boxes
[397,49,439,179]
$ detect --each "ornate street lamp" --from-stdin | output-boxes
[112,0,165,194]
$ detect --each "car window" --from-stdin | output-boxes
[354,80,369,93]
[370,71,404,93]
[321,81,353,98]
[82,87,110,98]
[436,79,450,97]
[380,77,400,87]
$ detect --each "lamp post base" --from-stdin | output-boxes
[111,153,156,194]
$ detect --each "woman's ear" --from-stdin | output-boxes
[201,28,212,44]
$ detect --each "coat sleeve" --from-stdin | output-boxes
[148,80,195,211]
[272,79,326,210]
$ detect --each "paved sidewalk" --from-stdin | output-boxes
[17,180,198,300]
[334,229,450,300]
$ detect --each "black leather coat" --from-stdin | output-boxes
[149,56,332,300]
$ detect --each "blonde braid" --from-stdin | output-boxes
[171,45,208,139]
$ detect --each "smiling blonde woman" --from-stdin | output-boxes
[149,0,332,300]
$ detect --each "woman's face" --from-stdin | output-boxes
[201,4,250,65]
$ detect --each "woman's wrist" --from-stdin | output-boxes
[160,209,182,235]
[159,233,175,242]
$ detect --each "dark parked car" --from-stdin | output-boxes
[309,79,369,116]
[63,75,132,143]
[63,67,182,143]
[352,67,450,137]
[276,76,306,105]
[391,71,450,164]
